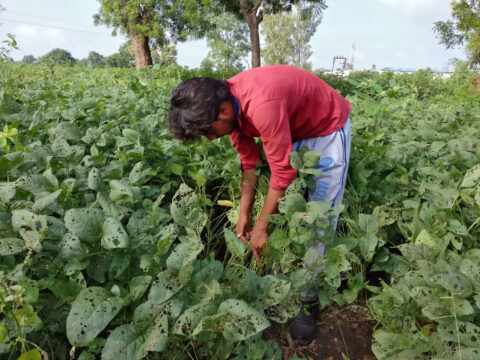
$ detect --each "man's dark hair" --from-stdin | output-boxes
[168,77,231,141]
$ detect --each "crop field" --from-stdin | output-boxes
[0,63,479,360]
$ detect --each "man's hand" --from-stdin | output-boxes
[236,213,252,243]
[250,226,269,261]
[250,187,285,261]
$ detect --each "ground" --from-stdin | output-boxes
[264,300,376,360]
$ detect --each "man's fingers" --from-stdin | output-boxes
[253,248,260,261]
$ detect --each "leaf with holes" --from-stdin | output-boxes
[66,287,124,347]
[101,217,129,249]
[64,208,104,243]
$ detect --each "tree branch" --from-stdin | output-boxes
[250,0,263,14]
[257,9,263,23]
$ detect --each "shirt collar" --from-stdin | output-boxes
[231,95,242,125]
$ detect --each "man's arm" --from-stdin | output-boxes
[251,187,285,261]
[236,168,258,242]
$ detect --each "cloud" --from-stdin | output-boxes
[375,0,452,19]
[16,25,36,37]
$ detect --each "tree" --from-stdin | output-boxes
[87,51,105,67]
[291,5,321,70]
[21,55,37,64]
[434,1,480,67]
[94,0,214,69]
[105,42,135,67]
[151,44,177,66]
[38,48,76,66]
[262,13,294,65]
[262,5,321,69]
[221,0,326,68]
[203,13,250,72]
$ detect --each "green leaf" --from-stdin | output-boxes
[42,168,59,188]
[0,323,6,343]
[11,209,47,231]
[260,275,291,307]
[156,224,176,255]
[437,322,480,348]
[170,184,207,235]
[173,302,217,336]
[289,151,303,170]
[64,208,104,243]
[148,270,183,304]
[15,175,51,195]
[0,237,26,255]
[323,246,352,288]
[18,349,42,360]
[460,250,480,291]
[166,236,203,282]
[268,228,290,249]
[461,164,480,188]
[101,217,129,249]
[129,162,150,184]
[224,229,246,257]
[0,182,15,203]
[301,168,323,177]
[446,219,469,236]
[128,276,152,302]
[303,150,322,168]
[217,299,270,341]
[101,324,143,360]
[58,232,87,259]
[431,273,472,298]
[358,213,379,234]
[109,180,140,202]
[264,296,301,323]
[88,168,105,191]
[66,287,124,347]
[360,234,378,262]
[278,193,306,217]
[32,189,62,212]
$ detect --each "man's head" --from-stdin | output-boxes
[168,77,236,142]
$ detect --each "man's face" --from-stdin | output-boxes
[205,101,236,141]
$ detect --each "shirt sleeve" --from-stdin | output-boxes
[228,130,261,171]
[251,99,297,190]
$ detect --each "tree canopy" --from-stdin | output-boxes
[87,51,106,67]
[204,13,250,72]
[220,0,326,68]
[262,5,321,69]
[94,0,214,68]
[105,42,135,68]
[434,0,480,67]
[21,55,37,65]
[38,48,76,66]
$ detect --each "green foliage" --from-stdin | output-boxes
[87,51,106,67]
[95,0,214,67]
[0,61,478,359]
[151,44,177,66]
[203,13,250,72]
[434,1,480,66]
[37,48,76,66]
[21,55,37,65]
[105,41,135,68]
[262,4,321,69]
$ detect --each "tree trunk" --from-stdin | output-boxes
[239,0,263,68]
[130,28,152,69]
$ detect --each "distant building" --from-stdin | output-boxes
[380,67,453,78]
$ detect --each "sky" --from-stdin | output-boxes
[0,0,467,71]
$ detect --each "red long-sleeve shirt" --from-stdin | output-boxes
[227,65,351,190]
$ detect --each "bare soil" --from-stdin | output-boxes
[263,300,377,360]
